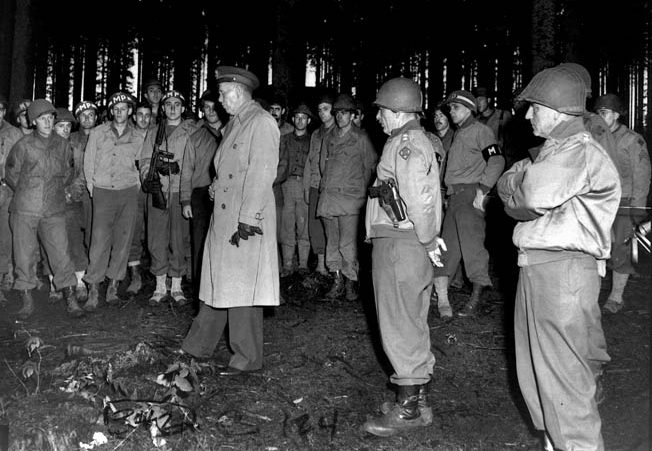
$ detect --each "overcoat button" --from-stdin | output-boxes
[229,174,233,179]
[221,203,226,209]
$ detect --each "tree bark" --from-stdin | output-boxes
[10,0,35,102]
[530,0,555,76]
[0,0,16,100]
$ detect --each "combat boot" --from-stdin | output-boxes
[126,265,142,295]
[315,253,328,276]
[149,274,168,305]
[324,270,345,300]
[458,282,483,317]
[105,279,120,304]
[17,290,35,319]
[363,384,427,437]
[379,382,432,424]
[344,277,358,301]
[63,286,84,318]
[1,271,14,290]
[84,283,100,312]
[433,276,452,318]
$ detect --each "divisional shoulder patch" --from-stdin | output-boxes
[399,146,411,160]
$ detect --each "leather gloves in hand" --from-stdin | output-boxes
[230,222,263,247]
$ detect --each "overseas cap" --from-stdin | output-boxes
[74,101,98,118]
[215,66,260,90]
[162,90,186,104]
[27,99,56,122]
[445,90,477,113]
[292,103,313,118]
[107,92,134,110]
[594,93,626,116]
[54,108,76,125]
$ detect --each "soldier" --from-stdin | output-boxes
[362,77,445,436]
[143,78,164,124]
[594,94,651,314]
[181,89,224,295]
[303,94,335,277]
[318,93,377,301]
[140,90,196,305]
[279,103,312,276]
[0,98,23,298]
[125,100,153,296]
[431,90,505,317]
[83,92,145,311]
[180,66,280,376]
[268,95,294,136]
[473,86,512,150]
[12,100,33,136]
[497,65,620,451]
[5,99,83,318]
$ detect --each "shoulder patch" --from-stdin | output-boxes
[399,146,411,160]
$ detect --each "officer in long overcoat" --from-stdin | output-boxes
[181,66,280,375]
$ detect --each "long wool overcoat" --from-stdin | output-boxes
[198,99,280,308]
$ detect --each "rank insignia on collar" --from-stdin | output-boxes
[399,146,411,160]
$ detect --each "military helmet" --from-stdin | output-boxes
[333,93,356,111]
[27,99,56,123]
[292,103,313,118]
[374,77,423,113]
[162,90,186,104]
[54,108,76,125]
[517,66,586,116]
[593,93,626,116]
[558,62,592,98]
[107,92,134,110]
[74,100,98,118]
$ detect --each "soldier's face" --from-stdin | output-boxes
[112,103,132,125]
[54,121,72,140]
[449,102,471,125]
[164,98,184,121]
[202,100,220,124]
[146,86,162,104]
[34,113,54,137]
[218,83,241,116]
[335,110,353,129]
[292,113,310,131]
[18,111,29,128]
[269,104,283,121]
[597,108,619,129]
[476,96,489,113]
[376,107,398,135]
[317,102,333,124]
[135,107,152,130]
[434,109,449,131]
[78,109,97,130]
[526,103,559,138]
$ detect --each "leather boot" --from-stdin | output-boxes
[1,271,14,290]
[63,286,84,318]
[149,274,168,305]
[433,276,452,318]
[363,385,427,436]
[105,279,120,304]
[17,290,35,319]
[126,265,142,295]
[458,283,483,317]
[325,270,345,300]
[345,277,358,301]
[379,382,432,424]
[84,283,100,312]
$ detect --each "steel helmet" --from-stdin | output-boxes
[593,93,626,116]
[558,62,592,98]
[27,99,56,123]
[517,66,586,115]
[74,100,98,118]
[374,77,423,113]
[107,92,134,110]
[54,108,76,125]
[333,93,356,111]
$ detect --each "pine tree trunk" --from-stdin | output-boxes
[530,0,555,74]
[0,0,16,100]
[10,0,35,101]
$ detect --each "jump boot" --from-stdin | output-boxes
[105,279,120,304]
[84,283,100,312]
[17,289,35,319]
[379,382,432,424]
[63,286,84,317]
[324,270,345,300]
[363,384,429,437]
[458,282,483,317]
[126,265,142,295]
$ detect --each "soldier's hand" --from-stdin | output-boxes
[182,205,193,219]
[304,190,310,205]
[472,188,487,212]
[428,238,447,267]
[208,182,216,201]
[229,222,263,247]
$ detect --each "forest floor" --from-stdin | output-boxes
[0,245,649,451]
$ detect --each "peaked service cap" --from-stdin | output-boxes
[215,66,260,90]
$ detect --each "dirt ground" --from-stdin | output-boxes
[0,245,649,451]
